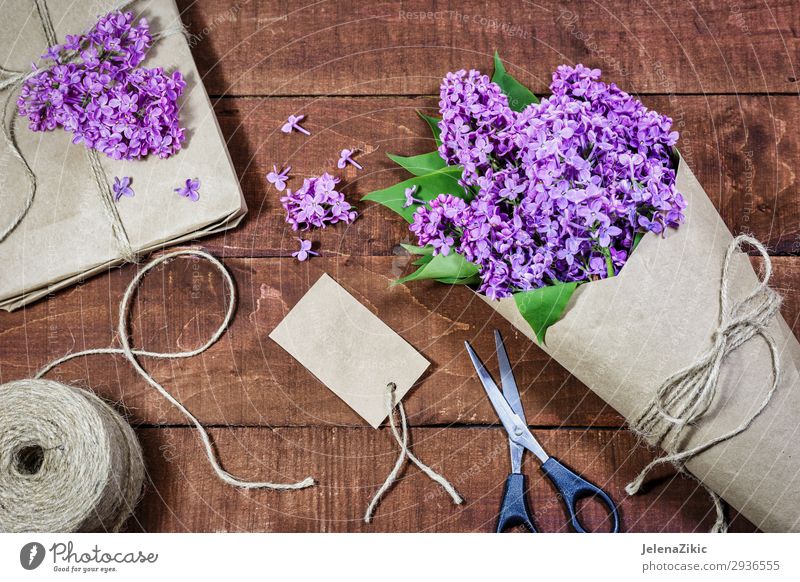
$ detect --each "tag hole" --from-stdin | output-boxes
[14,445,44,475]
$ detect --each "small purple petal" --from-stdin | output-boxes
[292,238,318,261]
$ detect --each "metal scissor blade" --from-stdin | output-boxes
[494,330,526,473]
[465,341,549,464]
[494,330,526,424]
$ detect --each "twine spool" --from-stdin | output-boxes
[0,379,144,533]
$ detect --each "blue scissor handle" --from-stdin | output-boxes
[540,457,620,533]
[496,473,537,533]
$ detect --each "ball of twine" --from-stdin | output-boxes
[0,378,144,533]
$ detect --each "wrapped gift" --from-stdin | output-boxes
[484,158,800,532]
[0,0,246,310]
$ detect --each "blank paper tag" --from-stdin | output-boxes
[269,273,430,428]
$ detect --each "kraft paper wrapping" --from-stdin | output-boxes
[483,158,800,532]
[0,0,246,311]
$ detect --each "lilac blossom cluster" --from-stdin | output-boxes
[411,64,686,299]
[280,172,358,230]
[17,10,186,160]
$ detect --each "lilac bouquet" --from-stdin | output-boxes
[367,58,800,533]
[16,10,186,160]
[365,56,686,341]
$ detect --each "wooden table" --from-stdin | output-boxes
[2,0,798,532]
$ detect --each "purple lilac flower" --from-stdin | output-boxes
[402,185,423,208]
[292,238,318,261]
[16,10,186,161]
[337,148,362,170]
[437,69,514,185]
[280,172,358,230]
[266,164,291,191]
[112,176,134,201]
[175,178,200,201]
[410,194,467,256]
[281,114,310,135]
[409,64,686,299]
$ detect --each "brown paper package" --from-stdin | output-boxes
[0,0,246,310]
[483,158,800,532]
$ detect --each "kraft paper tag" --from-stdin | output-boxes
[269,273,430,428]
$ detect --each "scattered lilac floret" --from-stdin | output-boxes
[402,185,423,208]
[292,238,318,261]
[17,10,186,161]
[337,148,362,170]
[281,114,310,136]
[409,64,686,300]
[266,164,291,191]
[175,178,200,201]
[112,176,134,201]
[280,172,358,230]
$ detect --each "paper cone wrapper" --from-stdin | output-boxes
[483,157,800,532]
[0,0,246,310]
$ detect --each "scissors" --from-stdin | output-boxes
[465,330,620,533]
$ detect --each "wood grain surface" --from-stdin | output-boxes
[2,0,798,532]
[179,0,799,96]
[130,427,757,532]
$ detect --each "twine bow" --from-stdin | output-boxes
[627,234,782,532]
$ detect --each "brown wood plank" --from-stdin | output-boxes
[127,426,756,532]
[178,0,799,96]
[2,255,797,430]
[198,95,800,257]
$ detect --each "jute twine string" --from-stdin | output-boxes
[0,249,314,532]
[626,235,781,532]
[0,0,187,261]
[364,383,462,523]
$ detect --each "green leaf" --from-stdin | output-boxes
[435,274,482,285]
[400,243,434,256]
[362,167,469,223]
[513,282,578,344]
[401,244,434,266]
[418,111,442,146]
[601,247,615,278]
[387,151,448,176]
[393,251,479,286]
[492,52,538,112]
